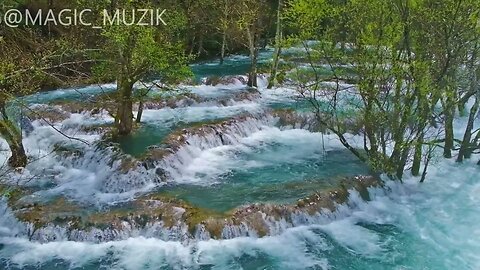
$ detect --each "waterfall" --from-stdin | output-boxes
[0,199,28,238]
[146,115,280,184]
[12,176,381,243]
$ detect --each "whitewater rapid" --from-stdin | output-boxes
[0,66,478,269]
[0,158,478,269]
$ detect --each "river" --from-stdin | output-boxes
[0,52,478,269]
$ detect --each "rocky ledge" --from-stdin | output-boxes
[3,175,382,243]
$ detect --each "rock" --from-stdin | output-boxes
[176,97,196,107]
[91,108,101,115]
[229,89,261,102]
[54,144,85,158]
[297,199,305,207]
[205,76,221,86]
[142,159,156,170]
[155,168,169,182]
[20,116,34,136]
[138,94,202,110]
[205,75,247,86]
[119,158,139,174]
[27,106,70,123]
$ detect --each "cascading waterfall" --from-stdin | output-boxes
[153,115,282,184]
[1,109,158,205]
[2,163,478,270]
[0,55,478,269]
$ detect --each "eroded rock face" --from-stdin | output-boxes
[109,110,317,185]
[9,175,383,243]
[26,106,71,123]
[49,100,109,115]
[272,109,320,131]
[205,75,248,86]
[133,93,203,110]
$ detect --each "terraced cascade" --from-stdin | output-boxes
[0,55,478,270]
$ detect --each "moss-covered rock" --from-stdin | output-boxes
[27,106,70,123]
[53,143,85,158]
[15,197,82,230]
[5,175,383,242]
[205,75,247,86]
[0,184,31,209]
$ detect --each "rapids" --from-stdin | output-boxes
[0,53,478,269]
[0,160,478,269]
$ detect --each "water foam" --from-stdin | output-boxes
[0,155,478,269]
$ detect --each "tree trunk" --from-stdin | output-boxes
[189,35,196,56]
[412,133,423,176]
[420,146,433,183]
[7,140,27,168]
[457,96,479,162]
[47,0,53,38]
[220,30,227,65]
[0,105,27,168]
[443,102,454,158]
[247,28,258,88]
[248,50,258,88]
[459,42,479,161]
[136,101,144,124]
[395,147,410,180]
[268,46,282,89]
[116,77,134,136]
[110,0,118,12]
[268,0,283,89]
[197,35,205,58]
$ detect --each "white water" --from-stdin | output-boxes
[0,157,478,269]
[0,71,479,269]
[0,77,325,205]
[0,110,162,205]
[139,102,263,126]
[23,83,117,104]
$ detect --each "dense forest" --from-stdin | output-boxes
[0,0,479,269]
[2,0,479,177]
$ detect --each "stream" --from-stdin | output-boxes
[0,52,478,269]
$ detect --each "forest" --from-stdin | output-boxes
[0,0,479,269]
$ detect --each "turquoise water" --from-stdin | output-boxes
[160,149,369,212]
[117,102,263,156]
[190,50,273,82]
[0,52,478,270]
[1,159,478,269]
[20,50,274,105]
[22,83,117,104]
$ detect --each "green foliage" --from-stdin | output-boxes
[0,0,479,173]
[285,0,331,39]
[92,2,192,84]
[286,0,480,178]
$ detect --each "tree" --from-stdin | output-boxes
[182,0,217,58]
[216,0,236,64]
[0,28,32,168]
[267,0,284,89]
[286,0,444,179]
[457,40,480,162]
[235,0,272,87]
[93,1,191,136]
[414,0,480,159]
[0,24,89,168]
